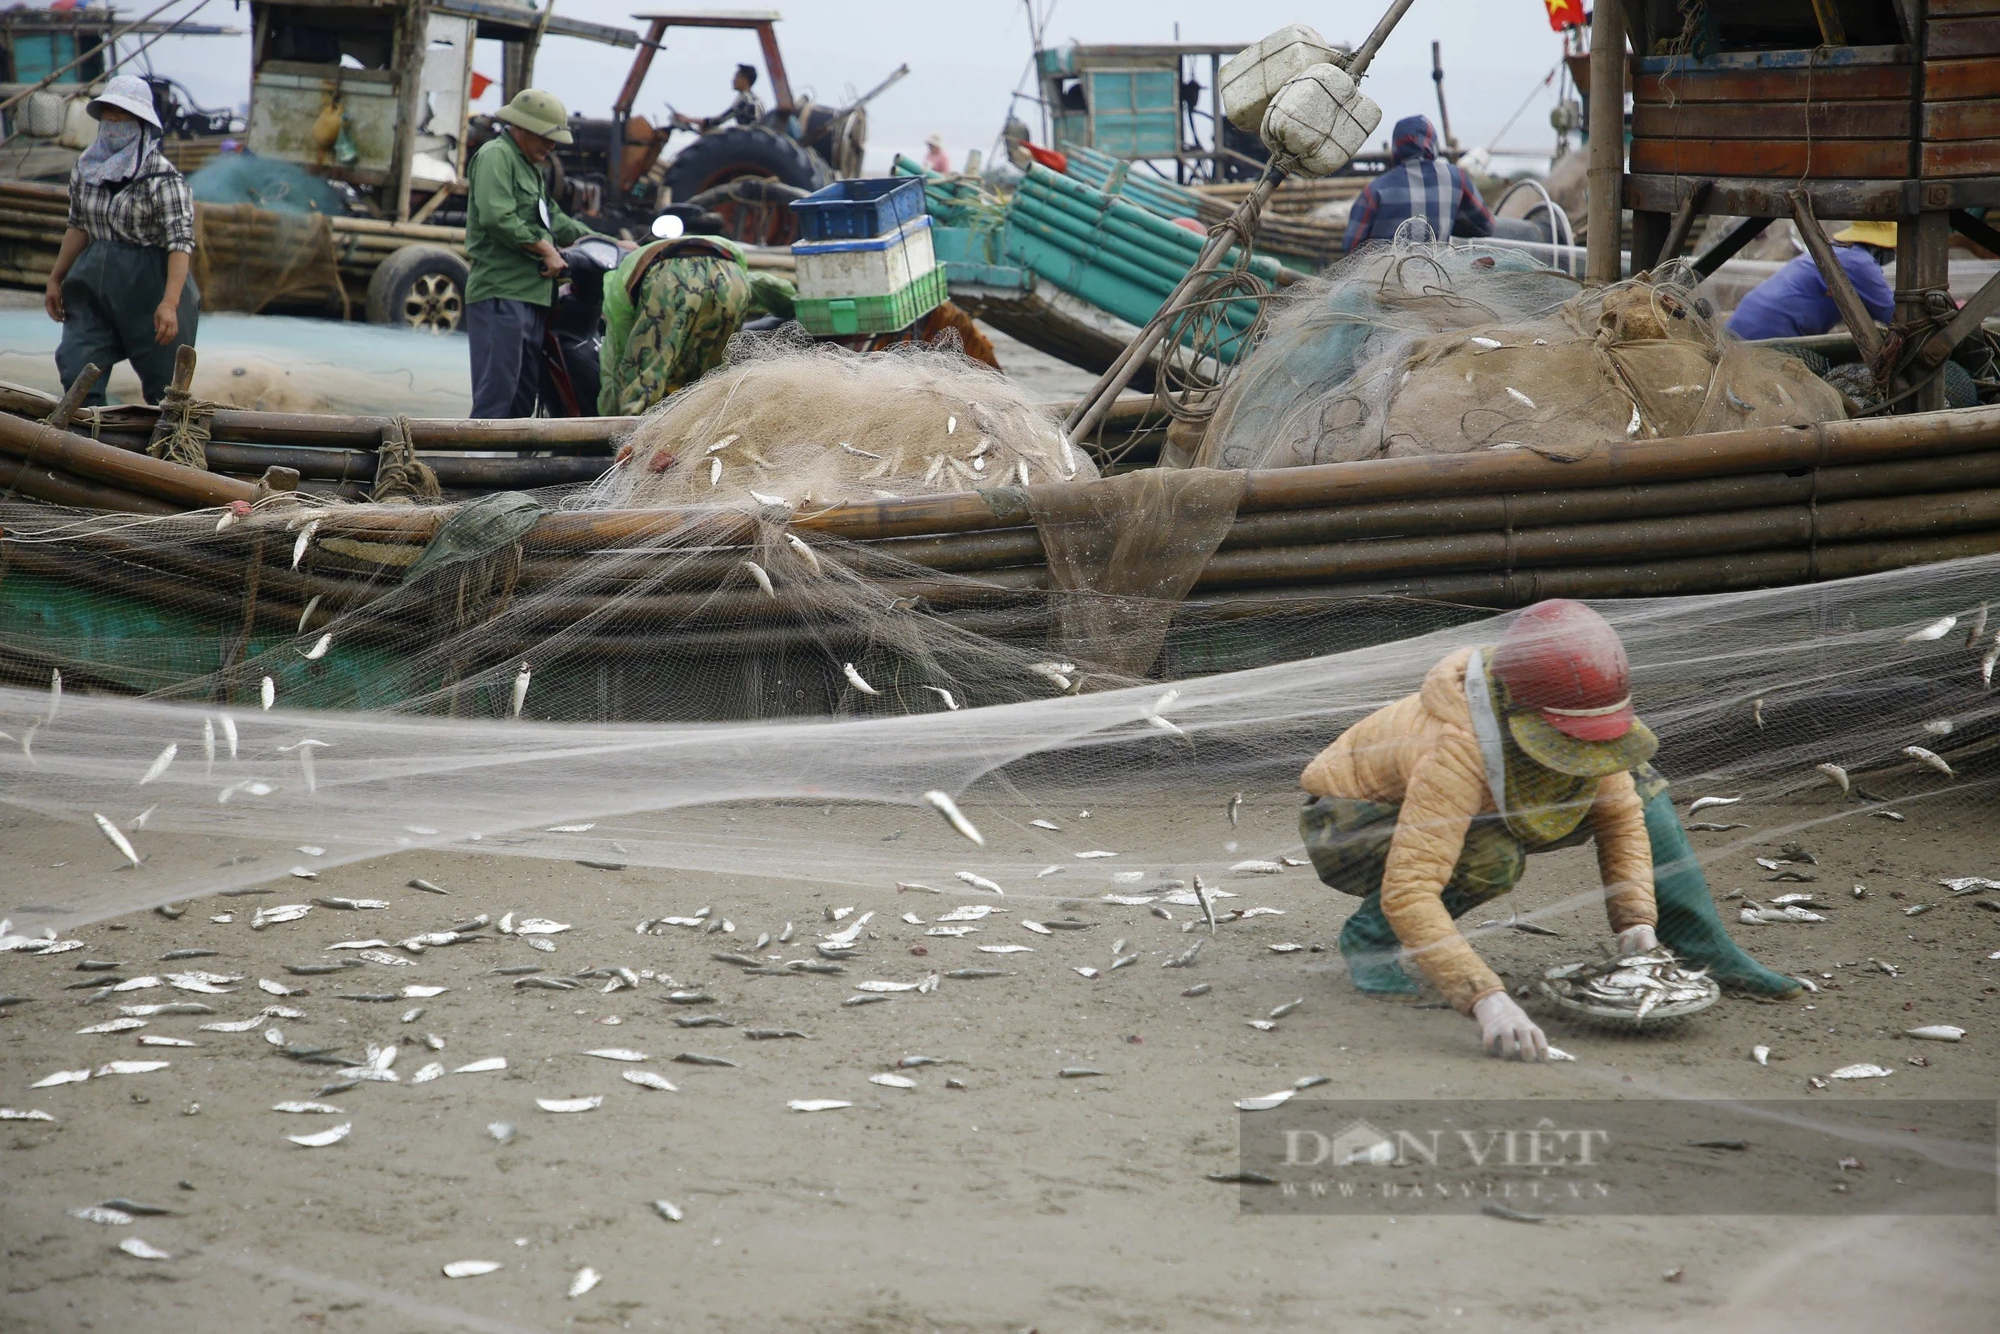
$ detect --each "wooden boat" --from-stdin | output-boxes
[5,378,2000,718]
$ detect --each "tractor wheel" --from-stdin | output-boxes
[662,124,830,246]
[365,244,469,333]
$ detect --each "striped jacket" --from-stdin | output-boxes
[1343,115,1494,254]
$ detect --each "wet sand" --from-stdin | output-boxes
[3,783,1996,1332]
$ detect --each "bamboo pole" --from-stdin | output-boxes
[1586,0,1625,283]
[0,458,182,514]
[299,404,2000,550]
[0,410,253,509]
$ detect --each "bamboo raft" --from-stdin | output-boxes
[6,391,2000,707]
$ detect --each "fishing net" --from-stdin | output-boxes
[193,203,349,318]
[595,336,1094,509]
[1196,239,1848,471]
[0,536,1996,939]
[0,309,471,416]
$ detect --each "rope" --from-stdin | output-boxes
[145,384,214,471]
[371,415,441,504]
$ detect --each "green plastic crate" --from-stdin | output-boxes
[794,264,947,337]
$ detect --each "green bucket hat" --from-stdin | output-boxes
[495,89,574,145]
[1509,710,1658,778]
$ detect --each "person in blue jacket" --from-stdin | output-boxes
[1343,114,1495,253]
[1726,221,1896,340]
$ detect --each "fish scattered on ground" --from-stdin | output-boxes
[537,1096,603,1113]
[288,1122,351,1148]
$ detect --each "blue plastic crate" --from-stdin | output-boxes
[790,177,926,243]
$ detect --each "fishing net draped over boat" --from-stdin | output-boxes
[592,338,1096,510]
[1,536,1998,937]
[1196,241,1847,471]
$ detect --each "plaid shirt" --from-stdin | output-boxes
[1343,115,1494,254]
[67,152,196,253]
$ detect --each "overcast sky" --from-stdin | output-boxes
[134,0,1577,172]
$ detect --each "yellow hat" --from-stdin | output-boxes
[1832,221,1897,248]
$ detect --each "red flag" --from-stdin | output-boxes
[469,71,494,100]
[1544,0,1586,30]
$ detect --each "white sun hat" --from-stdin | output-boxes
[86,73,162,129]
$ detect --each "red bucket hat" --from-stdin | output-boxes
[1489,600,1655,777]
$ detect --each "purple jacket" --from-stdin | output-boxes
[1726,246,1895,340]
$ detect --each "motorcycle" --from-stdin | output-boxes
[534,235,623,417]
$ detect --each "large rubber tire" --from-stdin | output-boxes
[365,244,469,333]
[663,124,830,245]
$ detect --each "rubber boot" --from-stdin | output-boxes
[1338,891,1420,998]
[1644,791,1803,998]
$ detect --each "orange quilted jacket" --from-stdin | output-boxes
[1300,647,1656,1012]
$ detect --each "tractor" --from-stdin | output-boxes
[542,10,902,246]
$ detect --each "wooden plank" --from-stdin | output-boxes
[1923,99,2000,140]
[1925,56,2000,98]
[1632,99,1911,140]
[1633,44,1909,73]
[1920,138,2000,175]
[1630,64,1913,103]
[1629,138,1911,178]
[1929,0,2000,16]
[1927,15,2000,56]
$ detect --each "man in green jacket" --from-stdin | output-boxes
[465,89,594,418]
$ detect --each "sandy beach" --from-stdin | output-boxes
[4,781,1996,1333]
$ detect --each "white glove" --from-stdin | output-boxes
[1617,924,1660,955]
[1472,991,1549,1062]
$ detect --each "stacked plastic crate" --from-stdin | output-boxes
[788,177,946,337]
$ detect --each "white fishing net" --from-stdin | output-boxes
[592,338,1095,510]
[2,543,1995,936]
[1196,239,1848,471]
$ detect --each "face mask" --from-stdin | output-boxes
[97,120,144,151]
[78,116,153,187]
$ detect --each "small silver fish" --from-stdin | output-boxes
[1904,745,1953,776]
[842,662,879,696]
[512,662,531,719]
[1816,763,1849,795]
[743,560,775,597]
[219,713,237,759]
[1269,998,1303,1020]
[923,685,959,710]
[1228,792,1242,827]
[785,532,823,576]
[302,633,332,661]
[201,718,215,775]
[926,793,985,847]
[1752,698,1764,730]
[47,667,61,723]
[1904,615,1957,642]
[139,743,177,786]
[297,594,321,634]
[288,519,318,571]
[1983,639,2000,688]
[652,1199,684,1221]
[748,490,788,508]
[94,813,141,868]
[259,676,275,711]
[1968,604,1988,645]
[1687,796,1743,813]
